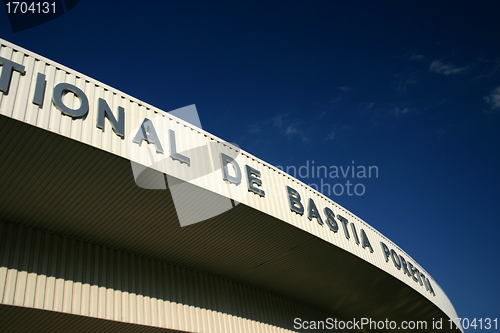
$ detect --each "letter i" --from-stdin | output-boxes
[32,73,46,106]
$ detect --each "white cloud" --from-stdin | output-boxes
[410,54,425,61]
[429,60,466,75]
[285,125,298,135]
[247,123,260,134]
[272,114,284,128]
[391,106,410,115]
[270,112,311,142]
[396,77,417,93]
[339,86,352,92]
[483,86,500,111]
[285,124,310,142]
[325,130,335,141]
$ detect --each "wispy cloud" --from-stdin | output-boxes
[471,58,500,81]
[429,60,466,75]
[285,124,298,135]
[272,113,288,128]
[422,99,448,112]
[395,73,418,93]
[247,123,260,134]
[339,86,352,92]
[285,124,311,142]
[410,54,425,61]
[390,106,411,116]
[269,112,311,142]
[483,86,500,112]
[324,130,335,141]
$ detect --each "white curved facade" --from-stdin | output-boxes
[0,38,461,332]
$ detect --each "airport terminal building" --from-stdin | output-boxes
[0,39,462,332]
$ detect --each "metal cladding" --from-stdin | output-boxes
[0,222,332,332]
[0,38,462,332]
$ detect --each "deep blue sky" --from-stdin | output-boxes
[2,1,499,330]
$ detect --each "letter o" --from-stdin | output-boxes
[332,183,344,196]
[354,183,365,196]
[52,83,89,118]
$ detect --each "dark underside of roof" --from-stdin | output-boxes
[0,115,459,332]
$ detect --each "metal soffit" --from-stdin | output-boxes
[0,115,458,330]
[0,304,190,333]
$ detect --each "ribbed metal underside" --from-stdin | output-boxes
[0,304,188,333]
[0,115,458,332]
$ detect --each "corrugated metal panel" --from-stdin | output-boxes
[0,304,190,333]
[0,222,341,333]
[0,37,460,330]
